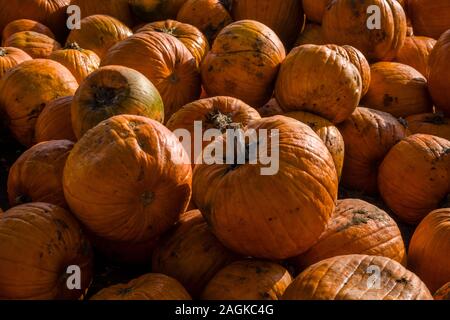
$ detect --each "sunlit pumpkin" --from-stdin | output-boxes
[2,19,55,43]
[3,31,61,58]
[394,36,436,78]
[0,47,32,79]
[434,282,450,300]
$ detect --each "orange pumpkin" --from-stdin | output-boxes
[275,45,362,124]
[302,0,329,23]
[2,19,55,43]
[102,31,200,121]
[394,36,436,78]
[434,282,450,300]
[0,59,78,146]
[90,273,191,300]
[201,260,292,300]
[129,0,187,21]
[35,96,76,143]
[362,62,433,118]
[8,140,73,208]
[0,47,32,79]
[408,208,450,293]
[193,116,338,259]
[322,0,407,61]
[69,0,133,26]
[63,115,192,243]
[378,134,450,225]
[201,20,286,108]
[71,65,164,139]
[152,210,238,297]
[408,0,450,39]
[294,23,326,47]
[4,31,61,58]
[0,202,93,299]
[338,107,408,194]
[406,113,450,141]
[66,15,133,59]
[256,98,283,117]
[283,254,432,300]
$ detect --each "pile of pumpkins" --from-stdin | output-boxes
[0,0,449,300]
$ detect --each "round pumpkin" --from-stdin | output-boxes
[322,0,407,61]
[69,0,133,26]
[152,210,238,297]
[90,273,191,300]
[408,208,450,293]
[408,0,450,39]
[378,134,450,225]
[2,19,55,43]
[0,202,93,300]
[0,59,78,146]
[63,115,192,243]
[294,23,326,47]
[275,45,362,124]
[283,254,432,300]
[362,62,433,118]
[129,0,187,21]
[35,96,76,143]
[0,47,32,79]
[102,31,200,121]
[434,282,450,300]
[302,0,329,23]
[4,31,61,59]
[338,107,408,194]
[394,36,436,78]
[193,116,338,259]
[66,15,133,59]
[405,113,450,141]
[8,140,73,208]
[49,42,100,84]
[256,98,283,118]
[201,260,292,300]
[71,65,164,139]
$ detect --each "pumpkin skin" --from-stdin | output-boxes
[69,0,133,26]
[177,0,233,43]
[0,59,78,146]
[66,15,133,59]
[0,47,32,79]
[201,260,293,300]
[201,20,286,108]
[35,96,76,143]
[256,98,283,117]
[275,45,362,124]
[283,254,432,300]
[302,0,329,24]
[362,62,433,118]
[102,31,201,121]
[378,134,450,225]
[291,199,406,271]
[71,65,164,139]
[2,19,55,43]
[337,107,408,194]
[322,0,407,61]
[285,111,345,180]
[129,0,187,21]
[394,36,436,78]
[408,209,450,293]
[193,116,338,259]
[63,115,192,243]
[406,113,450,141]
[294,23,326,47]
[4,31,61,59]
[152,210,238,297]
[408,0,450,39]
[49,42,100,84]
[0,202,93,300]
[8,140,73,208]
[166,96,261,165]
[90,273,191,300]
[136,19,209,68]
[434,282,450,300]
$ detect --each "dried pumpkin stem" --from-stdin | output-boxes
[64,42,82,51]
[0,48,6,57]
[424,113,447,125]
[207,110,241,132]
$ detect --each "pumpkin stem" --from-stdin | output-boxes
[423,112,447,125]
[207,110,241,133]
[64,42,82,51]
[141,191,154,207]
[0,48,6,57]
[93,86,125,108]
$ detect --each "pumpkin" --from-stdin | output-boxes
[434,282,450,300]
[3,31,61,59]
[201,260,292,300]
[0,59,78,146]
[408,0,450,39]
[0,202,93,299]
[91,273,191,300]
[63,115,192,243]
[129,0,187,21]
[66,15,133,59]
[136,19,209,68]
[201,20,286,108]
[0,47,32,79]
[102,31,200,121]
[231,0,304,48]
[49,42,100,84]
[362,62,433,118]
[378,134,450,225]
[193,116,338,259]
[166,96,261,165]
[71,65,164,139]
[275,45,362,124]
[428,30,450,115]
[35,96,76,143]
[337,107,408,194]
[302,0,329,23]
[7,140,73,208]
[291,199,406,271]
[283,254,432,300]
[2,19,55,43]
[69,0,133,26]
[322,0,407,61]
[152,210,238,297]
[177,0,233,43]
[285,111,345,180]
[394,36,436,78]
[408,208,450,293]
[256,98,283,118]
[294,23,326,47]
[405,113,450,141]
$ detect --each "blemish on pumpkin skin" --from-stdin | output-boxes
[117,287,133,295]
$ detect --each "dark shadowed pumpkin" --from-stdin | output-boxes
[408,0,450,39]
[2,19,55,43]
[434,282,450,300]
[394,36,436,78]
[69,0,133,26]
[405,113,450,141]
[0,47,32,79]
[294,23,326,47]
[302,0,330,23]
[129,0,187,21]
[4,31,61,59]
